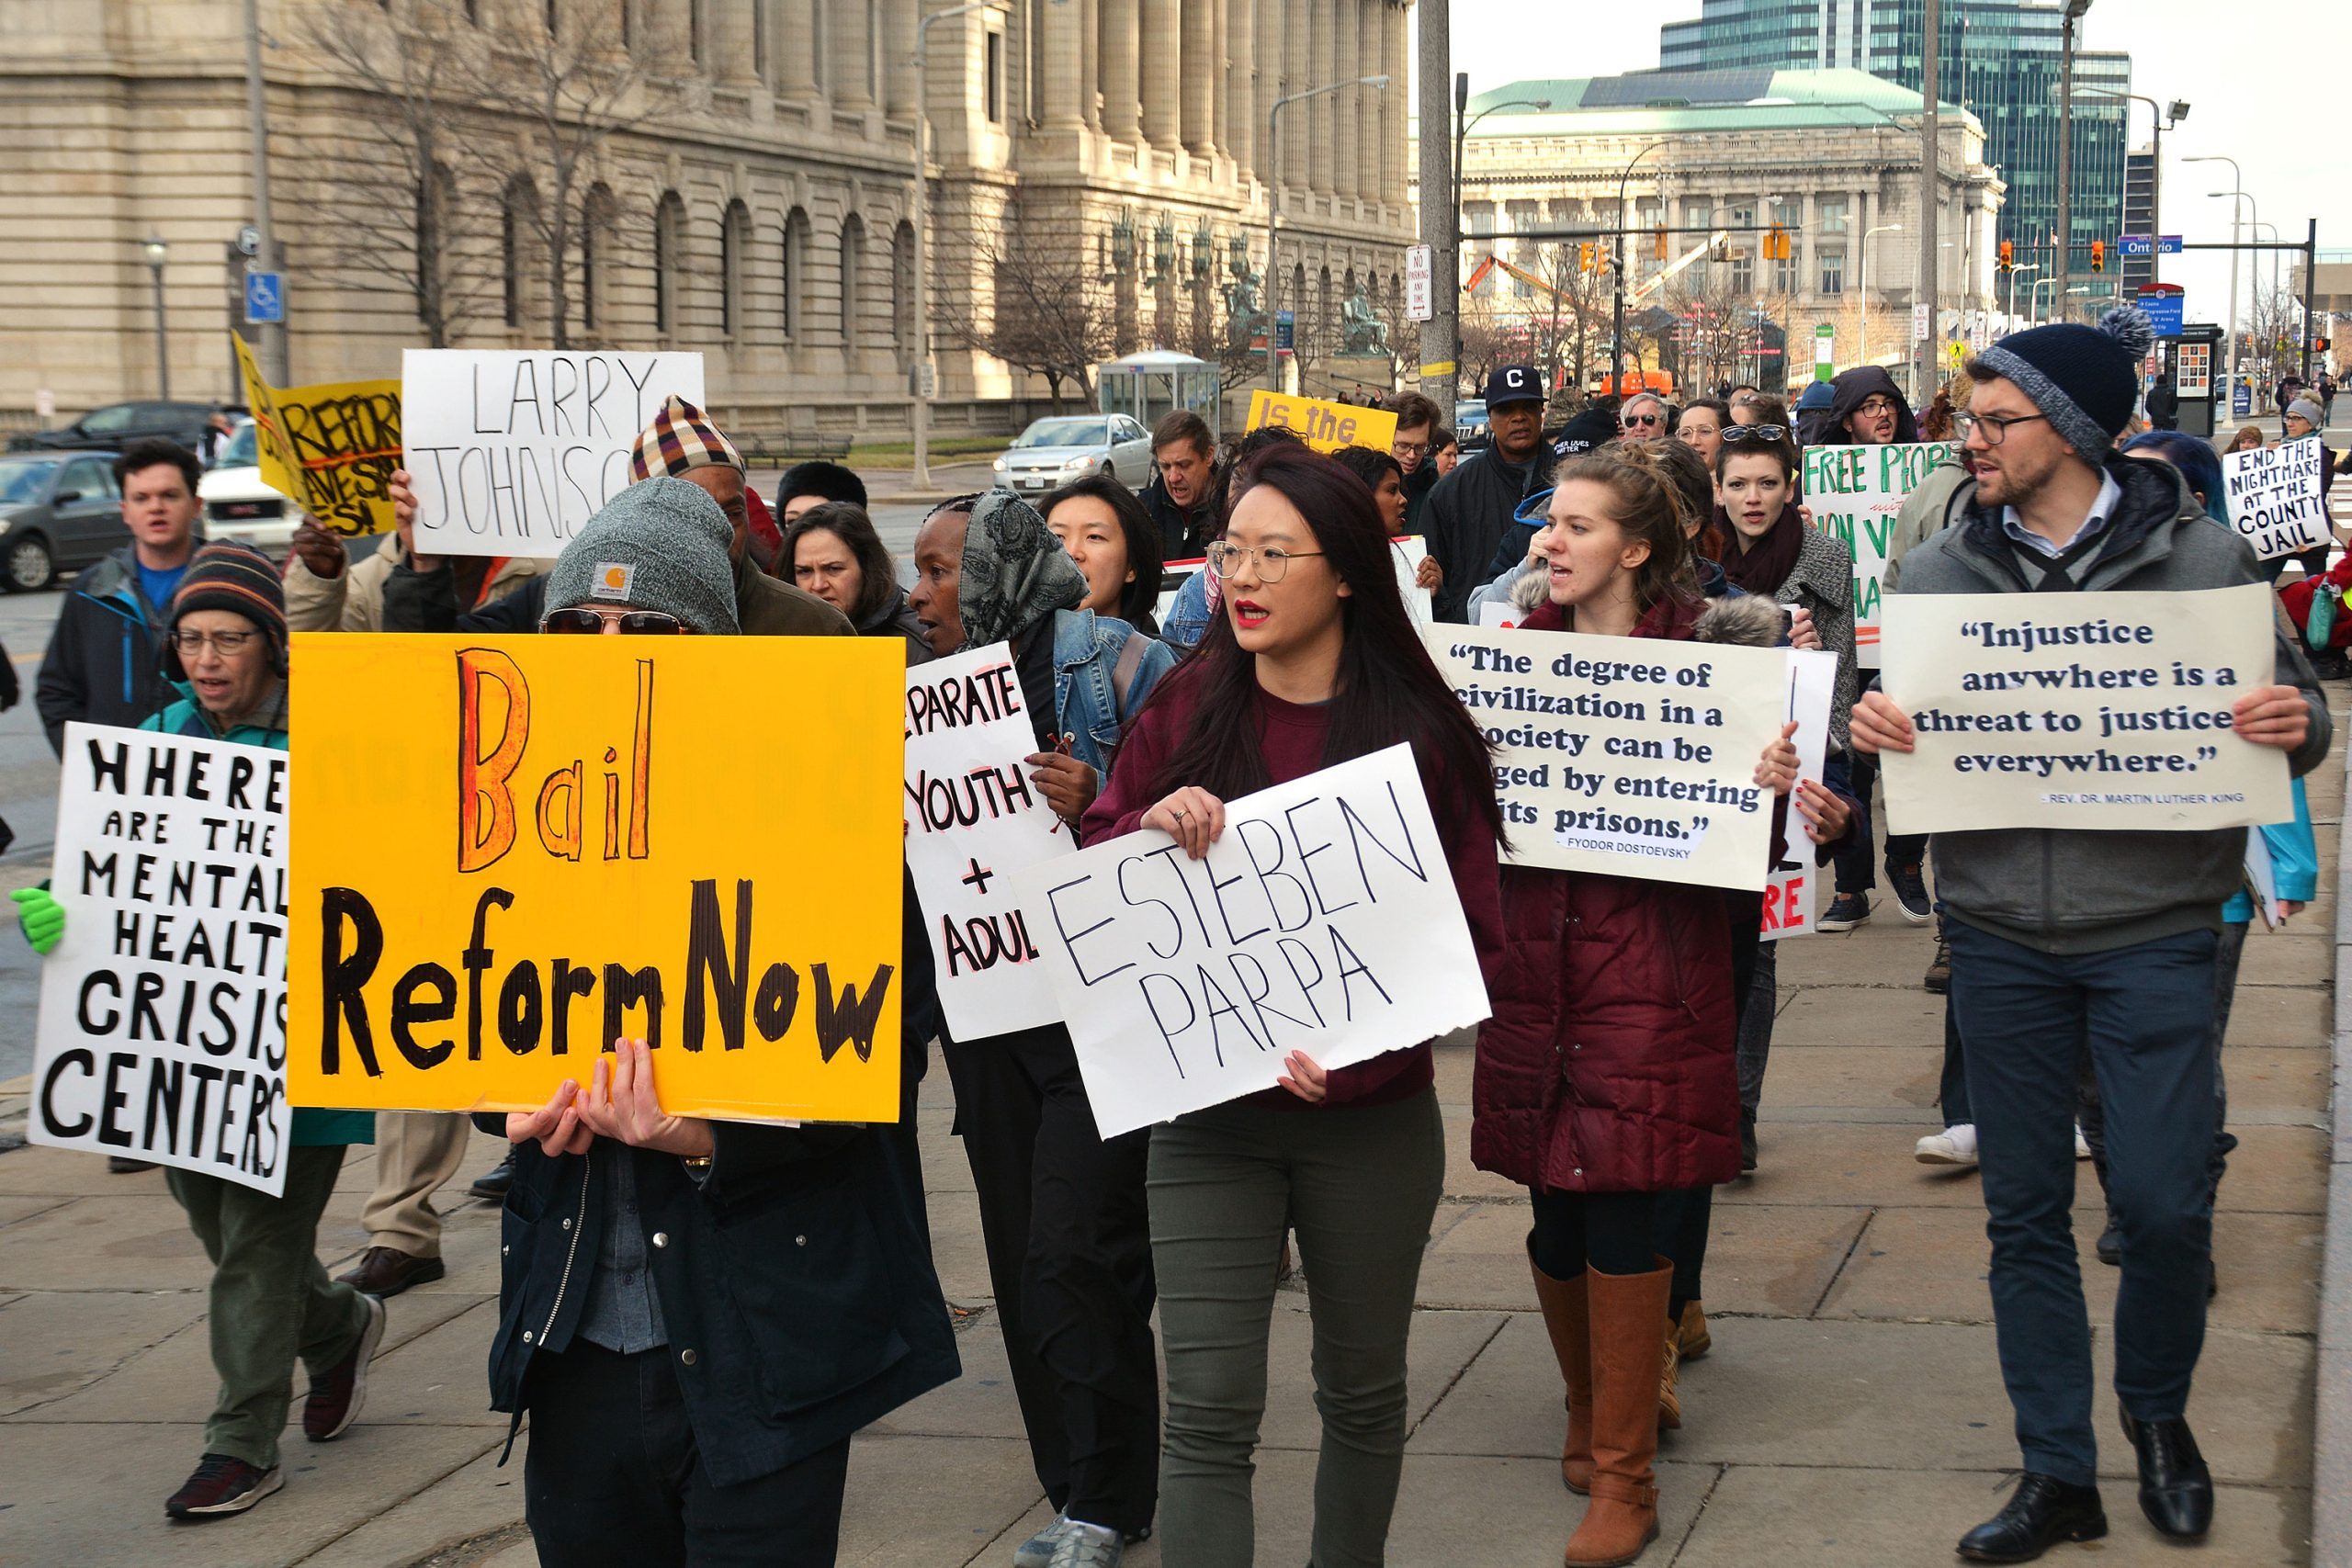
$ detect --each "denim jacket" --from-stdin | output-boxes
[1160,569,1214,650]
[1050,606,1176,776]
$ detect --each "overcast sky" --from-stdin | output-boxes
[1440,0,2344,336]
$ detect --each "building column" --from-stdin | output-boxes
[1102,0,1141,142]
[1382,0,1405,209]
[1226,0,1254,180]
[1334,2,1361,204]
[1309,0,1335,197]
[1210,0,1228,159]
[714,0,759,85]
[1081,0,1102,130]
[1044,0,1085,130]
[831,0,873,111]
[881,0,918,118]
[1141,0,1182,153]
[1282,0,1307,199]
[1181,0,1215,157]
[780,0,820,104]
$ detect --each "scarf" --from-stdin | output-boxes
[1718,505,1804,597]
[956,488,1088,649]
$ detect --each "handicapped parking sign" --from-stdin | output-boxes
[243,270,285,325]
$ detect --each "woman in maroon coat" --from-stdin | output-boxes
[1473,444,1797,1567]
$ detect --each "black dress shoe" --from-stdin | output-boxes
[107,1156,158,1175]
[2120,1412,2213,1539]
[468,1151,515,1201]
[335,1246,445,1299]
[2095,1215,2121,1267]
[1956,1472,2107,1562]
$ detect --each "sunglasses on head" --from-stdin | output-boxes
[1720,424,1791,444]
[541,607,691,635]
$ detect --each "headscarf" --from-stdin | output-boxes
[956,487,1087,649]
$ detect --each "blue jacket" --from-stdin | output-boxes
[2226,778,2318,924]
[1051,606,1175,774]
[36,546,177,754]
[1160,569,1214,650]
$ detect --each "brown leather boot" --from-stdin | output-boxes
[1676,1299,1711,1360]
[1530,1259,1594,1494]
[1564,1258,1673,1568]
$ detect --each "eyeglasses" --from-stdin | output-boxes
[1621,412,1662,428]
[1855,397,1899,418]
[1205,542,1327,581]
[171,629,259,655]
[1391,439,1430,457]
[1720,424,1791,444]
[1952,411,2049,447]
[540,607,691,635]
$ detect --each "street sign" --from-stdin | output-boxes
[243,270,285,325]
[2135,288,2184,337]
[1813,322,1835,381]
[2232,381,2253,417]
[1275,310,1295,354]
[1403,243,1433,322]
[1911,303,1930,344]
[2118,235,2184,258]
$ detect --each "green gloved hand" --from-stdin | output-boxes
[13,886,64,955]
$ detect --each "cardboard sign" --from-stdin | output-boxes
[401,350,706,558]
[30,724,294,1195]
[1429,624,1790,890]
[1243,390,1398,455]
[1803,441,1962,667]
[2222,436,2332,560]
[903,643,1071,1040]
[1878,585,2290,833]
[232,336,402,536]
[1761,649,1838,941]
[1012,745,1489,1139]
[286,635,905,1122]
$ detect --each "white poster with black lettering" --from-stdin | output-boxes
[1761,649,1838,941]
[905,642,1073,1039]
[1012,744,1490,1139]
[2222,435,2332,560]
[401,350,707,559]
[29,723,292,1195]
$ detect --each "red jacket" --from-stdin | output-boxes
[1471,592,1747,1194]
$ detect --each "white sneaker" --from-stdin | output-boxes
[1915,1123,1980,1166]
[2075,1123,2092,1160]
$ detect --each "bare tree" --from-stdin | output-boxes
[936,220,1120,410]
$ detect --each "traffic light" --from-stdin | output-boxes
[2090,240,2105,274]
[1579,243,1599,273]
[1999,240,2014,273]
[1654,227,1668,260]
[1764,227,1791,261]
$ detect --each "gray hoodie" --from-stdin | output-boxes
[1892,455,2332,953]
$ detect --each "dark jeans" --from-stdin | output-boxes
[523,1341,853,1567]
[2077,919,2245,1204]
[942,1025,1159,1535]
[1833,750,1929,896]
[1939,1001,1973,1127]
[1948,922,2221,1485]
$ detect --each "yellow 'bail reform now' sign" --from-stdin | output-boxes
[286,634,907,1123]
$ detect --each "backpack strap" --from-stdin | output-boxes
[1111,629,1148,718]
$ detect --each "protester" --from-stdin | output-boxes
[1673,398,1728,467]
[1387,389,1445,533]
[2321,371,2337,423]
[18,542,385,1519]
[775,457,869,524]
[1854,307,2332,1560]
[2268,398,2338,584]
[1142,411,1220,558]
[786,501,930,656]
[1432,428,1461,476]
[36,438,195,752]
[1725,385,1761,421]
[1159,427,1307,649]
[1792,379,1838,446]
[2225,425,2266,456]
[907,490,1174,1568]
[1037,471,1168,638]
[1475,444,1798,1566]
[1616,391,1670,443]
[2144,369,2179,432]
[1424,365,1548,622]
[1080,446,1505,1568]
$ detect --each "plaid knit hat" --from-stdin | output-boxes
[628,395,743,481]
[164,541,286,675]
[1976,306,2155,458]
[545,476,741,636]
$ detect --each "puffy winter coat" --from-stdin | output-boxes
[1472,592,1778,1195]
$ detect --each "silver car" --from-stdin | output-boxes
[992,414,1154,494]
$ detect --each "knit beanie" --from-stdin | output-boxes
[1975,306,2155,457]
[544,476,740,635]
[170,540,286,648]
[628,395,743,481]
[2288,397,2325,429]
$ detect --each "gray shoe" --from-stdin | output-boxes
[1046,1521,1124,1568]
[1014,1515,1070,1568]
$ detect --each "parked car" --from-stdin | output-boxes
[22,400,217,456]
[0,450,127,591]
[1454,399,1489,452]
[197,420,299,558]
[991,414,1154,494]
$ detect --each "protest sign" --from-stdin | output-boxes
[1428,624,1788,890]
[401,350,706,558]
[286,634,905,1122]
[1803,440,1962,667]
[904,642,1072,1039]
[1243,389,1398,455]
[30,723,293,1195]
[1012,744,1488,1139]
[1761,649,1838,941]
[2222,435,2331,560]
[232,337,404,537]
[1879,584,2290,833]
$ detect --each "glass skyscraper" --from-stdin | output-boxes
[1660,0,2130,301]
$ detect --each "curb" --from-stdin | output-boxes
[2316,723,2352,1568]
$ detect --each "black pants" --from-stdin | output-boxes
[523,1341,852,1568]
[1833,750,1928,896]
[943,1024,1159,1534]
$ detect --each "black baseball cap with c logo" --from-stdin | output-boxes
[1482,365,1544,408]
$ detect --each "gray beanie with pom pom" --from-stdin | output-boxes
[1975,305,2155,457]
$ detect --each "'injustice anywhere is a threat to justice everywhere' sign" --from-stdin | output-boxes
[2222,435,2332,560]
[1879,585,2290,833]
[31,724,293,1195]
[401,350,706,559]
[904,642,1071,1040]
[1011,746,1489,1139]
[1427,624,1790,891]
[1804,440,1962,666]
[287,634,906,1122]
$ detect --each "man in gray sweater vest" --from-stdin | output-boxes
[1853,307,2332,1563]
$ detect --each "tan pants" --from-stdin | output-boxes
[357,1111,471,1257]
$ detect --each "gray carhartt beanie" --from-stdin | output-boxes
[544,476,740,635]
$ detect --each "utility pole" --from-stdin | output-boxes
[2303,218,2319,386]
[2054,0,2090,322]
[1416,0,1454,401]
[1917,0,1939,403]
[243,0,287,384]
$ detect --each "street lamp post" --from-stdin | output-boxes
[2054,0,2092,310]
[1451,90,1551,384]
[2186,153,2243,388]
[910,1,1006,491]
[141,235,169,400]
[1608,141,1670,395]
[1267,73,1390,393]
[2069,86,2187,284]
[1859,222,1902,367]
[2006,262,2040,325]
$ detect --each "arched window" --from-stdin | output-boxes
[782,207,808,344]
[891,220,916,359]
[502,175,540,331]
[581,183,617,336]
[839,213,865,349]
[721,199,751,340]
[653,190,686,339]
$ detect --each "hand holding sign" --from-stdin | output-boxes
[576,1038,716,1157]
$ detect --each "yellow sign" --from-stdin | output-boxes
[285,634,908,1123]
[232,336,402,536]
[1243,390,1399,455]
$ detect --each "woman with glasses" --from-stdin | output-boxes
[1081,447,1506,1568]
[1672,398,1730,467]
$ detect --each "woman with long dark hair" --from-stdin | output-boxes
[1039,471,1166,635]
[1081,447,1506,1567]
[785,502,928,658]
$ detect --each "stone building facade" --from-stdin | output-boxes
[0,0,1416,443]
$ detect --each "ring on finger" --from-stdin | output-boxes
[1171,807,1190,821]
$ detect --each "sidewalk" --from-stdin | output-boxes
[0,699,2338,1567]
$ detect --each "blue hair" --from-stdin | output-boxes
[2121,431,2226,525]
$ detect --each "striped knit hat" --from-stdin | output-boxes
[628,395,743,481]
[164,541,286,675]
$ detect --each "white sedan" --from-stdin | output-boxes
[991,414,1155,494]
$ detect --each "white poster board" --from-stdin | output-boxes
[1802,440,1962,668]
[903,643,1072,1040]
[1012,745,1489,1138]
[1879,585,2290,833]
[1428,623,1789,890]
[401,350,707,558]
[2222,435,2332,561]
[29,724,292,1195]
[1761,649,1838,941]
